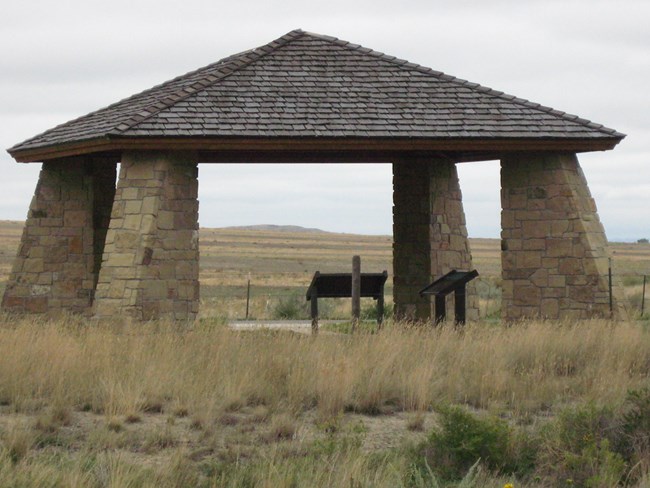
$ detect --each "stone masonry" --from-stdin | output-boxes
[501,153,626,320]
[2,157,116,315]
[393,158,478,322]
[93,151,199,322]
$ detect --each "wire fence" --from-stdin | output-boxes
[201,274,648,321]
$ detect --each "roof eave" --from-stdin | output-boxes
[7,135,625,164]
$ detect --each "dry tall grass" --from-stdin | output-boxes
[1,315,649,486]
[0,316,647,421]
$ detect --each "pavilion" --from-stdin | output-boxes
[3,29,626,322]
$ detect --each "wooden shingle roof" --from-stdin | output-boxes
[8,29,624,162]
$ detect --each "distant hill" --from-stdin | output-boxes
[218,224,330,234]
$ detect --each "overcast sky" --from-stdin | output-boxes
[1,0,648,240]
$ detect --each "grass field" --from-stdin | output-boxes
[0,222,649,486]
[0,316,649,486]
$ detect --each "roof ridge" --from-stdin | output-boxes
[300,31,624,139]
[107,29,307,137]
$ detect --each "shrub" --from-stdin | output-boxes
[619,388,650,470]
[271,294,309,320]
[360,300,393,321]
[537,404,625,487]
[411,405,511,481]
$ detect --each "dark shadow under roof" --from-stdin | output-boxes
[8,29,624,162]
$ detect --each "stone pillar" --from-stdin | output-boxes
[2,157,116,315]
[393,158,477,322]
[500,153,626,320]
[93,151,199,322]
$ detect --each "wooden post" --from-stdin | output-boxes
[454,287,466,326]
[376,270,387,330]
[245,278,251,320]
[311,287,319,335]
[642,275,646,317]
[434,294,446,325]
[351,255,361,332]
[376,295,384,329]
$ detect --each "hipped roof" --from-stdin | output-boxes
[8,29,624,162]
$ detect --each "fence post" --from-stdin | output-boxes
[352,255,361,332]
[311,288,319,335]
[245,279,251,320]
[642,275,647,317]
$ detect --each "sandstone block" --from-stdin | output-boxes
[36,273,53,285]
[120,187,140,200]
[157,211,175,230]
[558,258,583,275]
[41,218,63,227]
[522,239,545,251]
[513,286,541,306]
[27,226,51,237]
[52,227,83,237]
[501,252,516,271]
[25,296,48,313]
[46,246,68,264]
[53,279,82,299]
[142,279,171,300]
[522,220,550,239]
[64,210,88,228]
[139,214,155,234]
[122,213,143,230]
[550,220,570,235]
[529,268,548,287]
[546,238,573,257]
[115,231,139,250]
[542,287,566,298]
[540,299,559,319]
[568,286,596,303]
[516,252,541,269]
[23,258,44,274]
[107,253,135,267]
[68,236,83,254]
[507,193,528,210]
[141,196,158,215]
[126,162,155,180]
[28,246,46,259]
[124,200,143,214]
[106,281,126,299]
